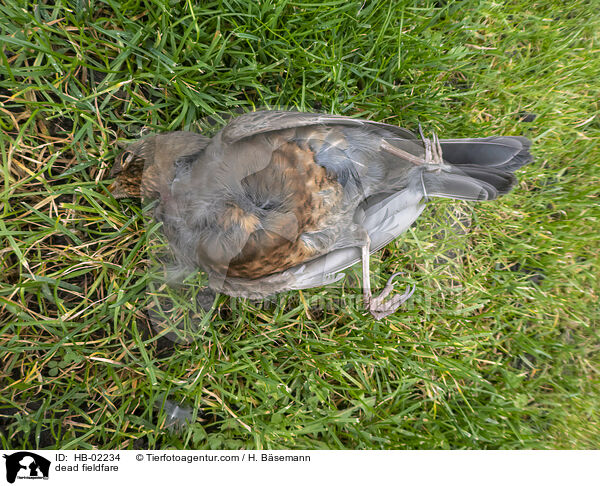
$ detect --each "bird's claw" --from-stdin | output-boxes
[367,273,415,320]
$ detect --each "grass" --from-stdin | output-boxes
[1,0,598,449]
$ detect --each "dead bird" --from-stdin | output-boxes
[109,110,532,319]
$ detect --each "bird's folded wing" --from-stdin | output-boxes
[222,110,416,144]
[287,187,426,290]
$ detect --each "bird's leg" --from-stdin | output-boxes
[361,240,373,307]
[361,233,415,320]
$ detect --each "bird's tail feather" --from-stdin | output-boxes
[439,136,532,171]
[422,136,532,201]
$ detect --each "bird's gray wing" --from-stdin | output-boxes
[285,183,426,291]
[222,110,417,144]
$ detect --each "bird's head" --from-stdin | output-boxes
[108,131,210,200]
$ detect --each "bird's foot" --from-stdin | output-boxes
[418,124,444,171]
[367,272,415,320]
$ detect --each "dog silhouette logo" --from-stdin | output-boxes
[3,452,51,484]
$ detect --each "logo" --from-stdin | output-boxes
[2,452,51,484]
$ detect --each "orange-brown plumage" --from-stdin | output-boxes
[223,140,343,278]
